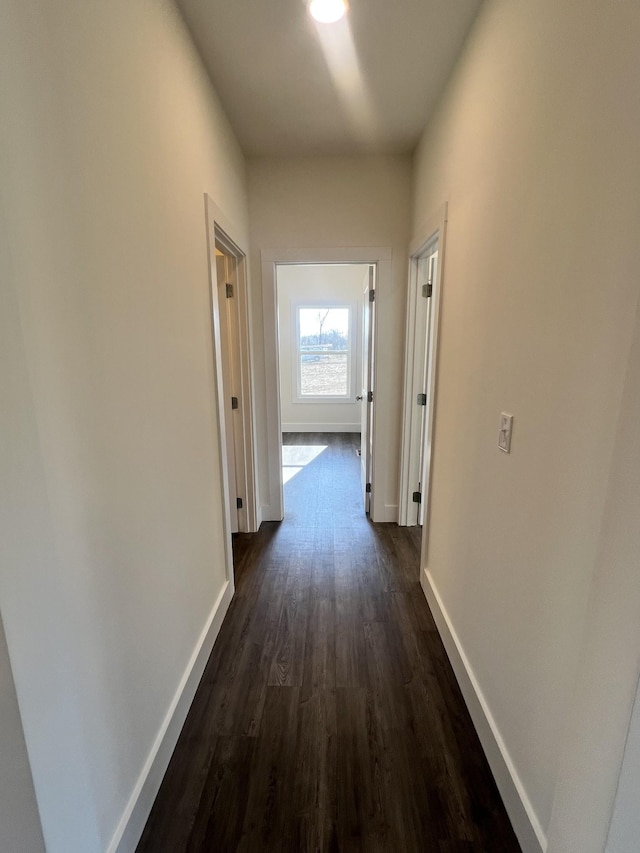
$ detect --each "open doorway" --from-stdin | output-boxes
[275,263,374,515]
[204,195,259,587]
[399,204,447,562]
[261,246,391,524]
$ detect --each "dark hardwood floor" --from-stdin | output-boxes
[137,433,520,852]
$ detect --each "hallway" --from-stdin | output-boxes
[137,433,519,851]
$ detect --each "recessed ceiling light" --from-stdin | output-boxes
[309,0,348,24]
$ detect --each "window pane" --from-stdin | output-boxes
[297,306,351,398]
[300,352,348,396]
[298,308,349,351]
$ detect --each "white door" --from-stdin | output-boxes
[417,250,437,526]
[216,253,239,533]
[399,239,440,527]
[360,265,375,514]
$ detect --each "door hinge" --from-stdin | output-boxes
[369,289,376,302]
[226,283,233,298]
[231,396,238,410]
[365,482,372,494]
[412,491,422,504]
[417,393,427,406]
[422,282,433,298]
[367,390,374,403]
[236,497,243,509]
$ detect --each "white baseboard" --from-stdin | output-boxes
[378,503,398,523]
[260,504,283,523]
[421,569,546,853]
[282,423,361,433]
[370,503,397,523]
[107,580,234,853]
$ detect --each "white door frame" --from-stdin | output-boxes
[215,251,240,533]
[204,195,259,576]
[399,204,447,548]
[261,246,391,523]
[360,265,375,515]
[214,229,259,533]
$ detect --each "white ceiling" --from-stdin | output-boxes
[176,0,482,157]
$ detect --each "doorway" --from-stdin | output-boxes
[204,195,259,584]
[275,262,374,515]
[359,265,375,515]
[261,248,390,523]
[399,204,447,553]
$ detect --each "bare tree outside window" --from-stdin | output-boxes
[317,309,330,346]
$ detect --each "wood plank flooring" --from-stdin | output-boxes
[137,433,520,852]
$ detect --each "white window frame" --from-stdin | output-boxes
[293,302,355,403]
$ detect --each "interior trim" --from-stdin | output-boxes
[421,568,546,853]
[108,581,234,853]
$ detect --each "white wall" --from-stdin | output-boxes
[547,295,640,853]
[0,1,248,850]
[277,264,367,432]
[248,155,412,521]
[0,614,45,853]
[412,0,640,848]
[606,675,640,853]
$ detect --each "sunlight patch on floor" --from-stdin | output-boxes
[282,444,327,485]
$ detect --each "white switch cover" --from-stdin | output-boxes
[498,413,513,453]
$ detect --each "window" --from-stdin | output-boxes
[295,305,352,399]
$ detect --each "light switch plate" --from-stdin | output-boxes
[498,413,513,453]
